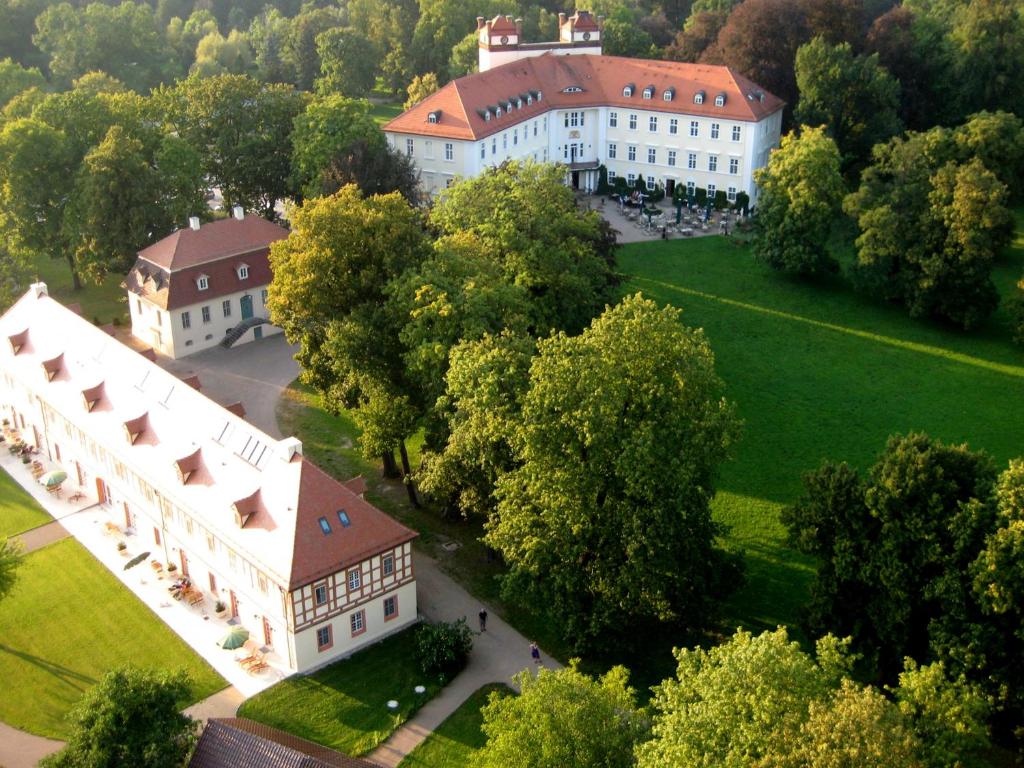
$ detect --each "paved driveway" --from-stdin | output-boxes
[156,334,300,438]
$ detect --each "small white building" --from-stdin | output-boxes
[384,11,784,203]
[126,208,288,359]
[0,284,418,673]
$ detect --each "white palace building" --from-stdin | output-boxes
[384,11,784,202]
[0,284,417,673]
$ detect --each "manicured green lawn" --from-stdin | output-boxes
[0,538,225,738]
[400,684,511,768]
[237,627,440,757]
[619,215,1024,634]
[0,465,51,537]
[371,102,403,126]
[24,251,128,326]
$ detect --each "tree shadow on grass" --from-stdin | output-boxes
[0,643,96,693]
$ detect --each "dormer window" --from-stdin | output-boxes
[427,112,438,124]
[197,275,209,291]
[642,86,654,99]
[237,264,249,280]
[715,93,726,106]
[563,85,582,93]
[526,95,533,105]
[663,87,675,102]
[506,101,513,111]
[485,111,491,121]
[623,84,634,97]
[536,91,542,101]
[695,90,705,104]
[516,98,522,108]
[496,106,502,117]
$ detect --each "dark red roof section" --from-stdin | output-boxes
[126,250,274,311]
[289,461,416,590]
[137,216,288,271]
[189,718,380,768]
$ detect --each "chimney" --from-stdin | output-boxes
[558,12,566,25]
[30,282,48,299]
[232,205,244,220]
[278,436,303,462]
[188,216,200,231]
[504,14,512,22]
[476,15,485,30]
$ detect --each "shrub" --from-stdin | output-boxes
[714,190,729,209]
[1010,279,1024,345]
[414,618,473,684]
[735,191,750,214]
[648,184,665,203]
[695,187,708,206]
[595,165,611,195]
[112,316,121,327]
[613,176,629,195]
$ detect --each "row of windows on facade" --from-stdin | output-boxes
[608,171,739,201]
[181,291,268,330]
[621,84,726,107]
[315,595,399,650]
[408,117,551,161]
[311,556,396,609]
[608,144,741,173]
[196,265,248,291]
[473,90,542,123]
[610,113,742,141]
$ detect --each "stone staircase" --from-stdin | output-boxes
[221,317,269,348]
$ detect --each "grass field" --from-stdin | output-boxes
[0,538,225,738]
[400,684,511,768]
[371,102,403,126]
[0,466,51,538]
[618,212,1024,633]
[237,627,439,757]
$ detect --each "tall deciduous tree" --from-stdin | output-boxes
[315,27,378,98]
[191,29,255,77]
[0,58,44,110]
[290,94,382,199]
[267,185,430,487]
[476,663,647,768]
[162,74,305,218]
[404,71,439,110]
[41,667,197,768]
[0,537,22,603]
[281,6,343,91]
[488,294,740,649]
[950,0,1024,116]
[795,37,902,171]
[753,125,845,275]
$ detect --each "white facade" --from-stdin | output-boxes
[0,285,418,674]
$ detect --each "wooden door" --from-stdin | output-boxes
[262,616,273,648]
[179,549,189,577]
[208,572,217,593]
[153,527,161,547]
[123,502,132,529]
[95,477,108,504]
[229,590,238,618]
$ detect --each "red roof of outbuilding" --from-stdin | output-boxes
[137,216,288,272]
[384,54,784,141]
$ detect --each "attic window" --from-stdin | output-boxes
[536,91,542,101]
[563,86,582,94]
[8,329,28,355]
[715,93,726,106]
[485,111,491,121]
[174,448,201,484]
[663,87,675,102]
[123,413,149,445]
[506,101,513,111]
[337,510,351,528]
[516,98,522,108]
[232,489,259,528]
[237,264,249,280]
[526,95,533,105]
[81,382,104,412]
[623,84,634,97]
[318,517,332,535]
[496,106,502,117]
[695,91,705,104]
[642,86,654,99]
[197,275,209,291]
[427,111,440,124]
[41,353,64,382]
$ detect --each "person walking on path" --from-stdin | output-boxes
[478,608,488,632]
[530,641,541,665]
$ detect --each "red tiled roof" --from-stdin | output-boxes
[566,10,600,31]
[384,54,784,141]
[138,216,288,272]
[288,460,416,590]
[486,14,518,32]
[190,718,379,768]
[126,250,274,311]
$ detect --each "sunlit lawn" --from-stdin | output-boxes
[0,538,225,738]
[400,684,511,768]
[24,252,127,326]
[371,102,403,126]
[237,627,439,756]
[0,465,51,537]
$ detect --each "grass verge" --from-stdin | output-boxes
[237,627,440,757]
[399,684,512,768]
[0,538,225,738]
[0,465,51,538]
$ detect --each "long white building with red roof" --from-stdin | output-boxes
[384,11,784,202]
[0,284,417,673]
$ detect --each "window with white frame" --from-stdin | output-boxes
[503,133,507,149]
[608,170,617,182]
[729,157,739,174]
[496,106,502,117]
[350,610,365,635]
[669,118,678,135]
[709,155,718,172]
[687,152,697,169]
[197,275,208,291]
[383,554,395,576]
[642,86,653,99]
[686,180,695,195]
[628,113,637,130]
[315,584,327,606]
[667,150,677,167]
[513,128,518,145]
[237,265,249,280]
[201,306,210,324]
[715,94,725,106]
[732,125,741,141]
[261,288,268,305]
[609,111,618,127]
[425,140,433,159]
[727,186,737,202]
[445,142,453,160]
[348,569,361,591]
[690,120,699,137]
[694,91,704,104]
[480,142,485,159]
[222,299,231,318]
[627,172,636,185]
[427,113,437,124]
[316,626,332,650]
[664,88,674,102]
[711,123,720,139]
[623,85,633,97]
[406,138,413,156]
[384,596,398,620]
[647,175,656,189]
[608,142,617,159]
[491,137,496,155]
[533,120,538,136]
[647,147,656,163]
[627,145,637,161]
[708,183,717,198]
[181,311,191,330]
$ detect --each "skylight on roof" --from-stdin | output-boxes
[337,510,351,527]
[318,517,332,534]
